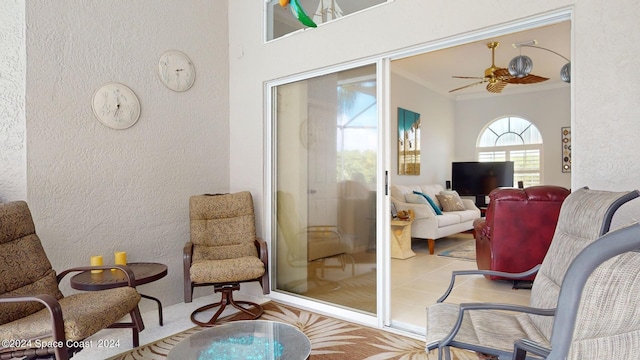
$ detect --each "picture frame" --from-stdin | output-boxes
[397,107,421,175]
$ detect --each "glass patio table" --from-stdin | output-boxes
[167,320,311,360]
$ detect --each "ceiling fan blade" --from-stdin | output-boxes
[449,80,485,93]
[507,74,549,84]
[486,80,508,93]
[452,76,486,80]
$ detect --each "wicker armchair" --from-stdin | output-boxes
[425,187,640,360]
[0,201,144,360]
[184,192,269,327]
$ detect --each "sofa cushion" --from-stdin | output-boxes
[455,209,481,223]
[436,192,465,212]
[418,184,445,208]
[413,191,443,215]
[437,213,462,227]
[405,193,428,205]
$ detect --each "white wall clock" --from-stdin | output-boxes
[91,82,141,130]
[157,50,196,92]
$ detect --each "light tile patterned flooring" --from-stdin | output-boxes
[74,233,531,359]
[391,234,531,329]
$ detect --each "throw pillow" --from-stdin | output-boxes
[413,191,443,215]
[405,193,428,204]
[436,192,465,212]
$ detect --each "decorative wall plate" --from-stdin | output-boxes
[157,50,196,92]
[91,82,141,130]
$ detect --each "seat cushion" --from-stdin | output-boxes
[426,302,550,353]
[436,213,461,227]
[190,256,265,283]
[0,287,141,346]
[0,270,63,325]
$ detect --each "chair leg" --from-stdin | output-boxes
[190,284,263,327]
[130,307,145,347]
[184,279,193,303]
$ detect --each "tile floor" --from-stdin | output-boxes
[73,234,531,359]
[391,235,531,330]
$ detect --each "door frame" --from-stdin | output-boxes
[264,57,390,328]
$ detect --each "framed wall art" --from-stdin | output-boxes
[562,126,571,173]
[398,107,421,175]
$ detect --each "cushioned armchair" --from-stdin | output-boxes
[425,187,640,360]
[0,201,144,360]
[473,185,570,280]
[184,192,269,327]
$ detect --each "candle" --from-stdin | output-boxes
[115,251,127,265]
[90,255,103,274]
[111,251,127,272]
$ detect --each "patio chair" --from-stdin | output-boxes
[276,191,354,291]
[513,221,640,359]
[0,201,144,360]
[425,187,640,360]
[184,191,269,326]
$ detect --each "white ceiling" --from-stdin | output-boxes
[391,21,571,99]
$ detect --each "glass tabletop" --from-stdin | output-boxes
[167,320,311,360]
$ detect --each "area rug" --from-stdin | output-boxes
[437,239,476,261]
[108,301,481,360]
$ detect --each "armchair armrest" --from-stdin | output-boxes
[461,198,478,211]
[183,241,194,274]
[513,338,551,360]
[437,265,541,302]
[56,265,137,287]
[0,294,69,360]
[254,237,270,295]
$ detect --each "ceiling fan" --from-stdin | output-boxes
[450,41,549,93]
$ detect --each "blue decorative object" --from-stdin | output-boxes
[413,191,442,215]
[198,335,284,360]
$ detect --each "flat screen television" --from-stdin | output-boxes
[451,161,515,207]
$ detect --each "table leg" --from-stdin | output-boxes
[141,294,163,326]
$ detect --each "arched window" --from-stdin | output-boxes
[477,116,543,187]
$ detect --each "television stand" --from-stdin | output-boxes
[475,195,488,208]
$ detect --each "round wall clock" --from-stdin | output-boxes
[157,50,196,92]
[91,82,141,130]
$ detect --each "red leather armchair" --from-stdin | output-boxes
[473,185,570,280]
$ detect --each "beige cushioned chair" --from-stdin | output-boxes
[184,192,269,326]
[425,187,640,360]
[0,201,144,360]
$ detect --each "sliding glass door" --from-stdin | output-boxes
[271,64,379,315]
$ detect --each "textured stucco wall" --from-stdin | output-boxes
[0,1,26,202]
[25,1,230,308]
[228,0,640,233]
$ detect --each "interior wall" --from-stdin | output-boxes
[25,1,230,309]
[0,1,26,202]
[455,87,571,189]
[390,72,456,187]
[389,75,570,191]
[229,0,640,233]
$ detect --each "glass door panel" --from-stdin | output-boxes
[273,64,378,314]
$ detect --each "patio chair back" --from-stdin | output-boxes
[528,187,640,342]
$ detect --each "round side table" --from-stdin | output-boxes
[70,262,168,325]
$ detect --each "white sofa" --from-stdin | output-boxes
[390,184,481,254]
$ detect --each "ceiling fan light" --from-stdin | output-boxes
[508,55,533,78]
[560,62,571,83]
